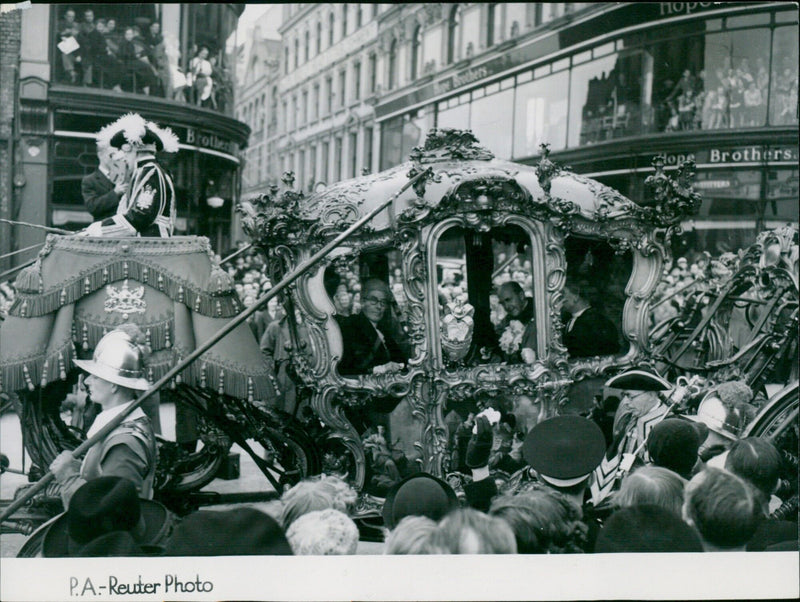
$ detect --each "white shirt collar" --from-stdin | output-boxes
[86,401,146,439]
[567,306,590,332]
[98,165,113,180]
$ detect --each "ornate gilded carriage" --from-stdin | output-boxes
[239,129,703,495]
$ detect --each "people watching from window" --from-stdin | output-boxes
[190,46,214,107]
[57,8,81,84]
[561,282,619,357]
[76,9,105,86]
[118,26,158,95]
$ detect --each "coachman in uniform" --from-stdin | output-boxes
[83,112,178,238]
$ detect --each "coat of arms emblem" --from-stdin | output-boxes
[104,279,146,319]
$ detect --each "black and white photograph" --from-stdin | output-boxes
[0,2,798,600]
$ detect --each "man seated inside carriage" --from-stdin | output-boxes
[335,279,413,376]
[82,112,178,238]
[494,281,536,363]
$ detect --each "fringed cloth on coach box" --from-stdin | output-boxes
[0,235,274,403]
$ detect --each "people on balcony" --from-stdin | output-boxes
[190,46,214,108]
[56,7,81,84]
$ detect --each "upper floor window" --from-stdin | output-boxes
[487,4,497,48]
[388,38,398,90]
[368,53,377,93]
[312,83,320,120]
[356,4,363,28]
[339,69,347,106]
[294,38,299,68]
[411,25,422,80]
[325,75,334,113]
[316,21,322,54]
[447,5,461,64]
[372,5,379,19]
[329,12,335,46]
[354,61,362,100]
[304,30,310,62]
[342,5,348,38]
[284,46,289,73]
[301,89,308,124]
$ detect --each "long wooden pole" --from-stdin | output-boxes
[0,168,428,523]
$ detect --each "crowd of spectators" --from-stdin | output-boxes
[659,57,798,132]
[48,412,795,558]
[55,7,232,111]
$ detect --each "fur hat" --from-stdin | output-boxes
[286,509,359,555]
[382,473,459,529]
[595,505,703,553]
[42,477,171,557]
[646,418,708,479]
[164,508,292,556]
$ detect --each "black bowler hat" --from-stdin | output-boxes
[605,370,671,392]
[523,415,606,487]
[382,473,459,530]
[164,508,292,556]
[42,477,171,557]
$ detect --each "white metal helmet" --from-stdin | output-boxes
[73,327,151,390]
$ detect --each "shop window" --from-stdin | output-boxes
[380,110,426,170]
[513,70,569,157]
[470,88,514,159]
[569,50,645,148]
[328,249,418,377]
[563,237,631,359]
[435,224,538,366]
[769,26,798,126]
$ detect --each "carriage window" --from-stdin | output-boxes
[437,224,537,366]
[327,250,416,376]
[563,236,632,358]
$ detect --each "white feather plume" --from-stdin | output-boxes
[146,121,180,153]
[96,113,147,148]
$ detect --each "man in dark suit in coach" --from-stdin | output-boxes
[82,142,127,221]
[562,283,620,357]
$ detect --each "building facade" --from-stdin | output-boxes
[371,2,798,255]
[3,3,249,275]
[275,3,384,193]
[237,18,282,197]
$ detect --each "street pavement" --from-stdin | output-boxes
[1,403,383,556]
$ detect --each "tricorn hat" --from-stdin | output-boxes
[42,477,171,557]
[605,370,671,392]
[97,113,179,153]
[523,415,606,487]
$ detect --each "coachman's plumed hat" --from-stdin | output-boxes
[523,415,606,487]
[96,113,179,154]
